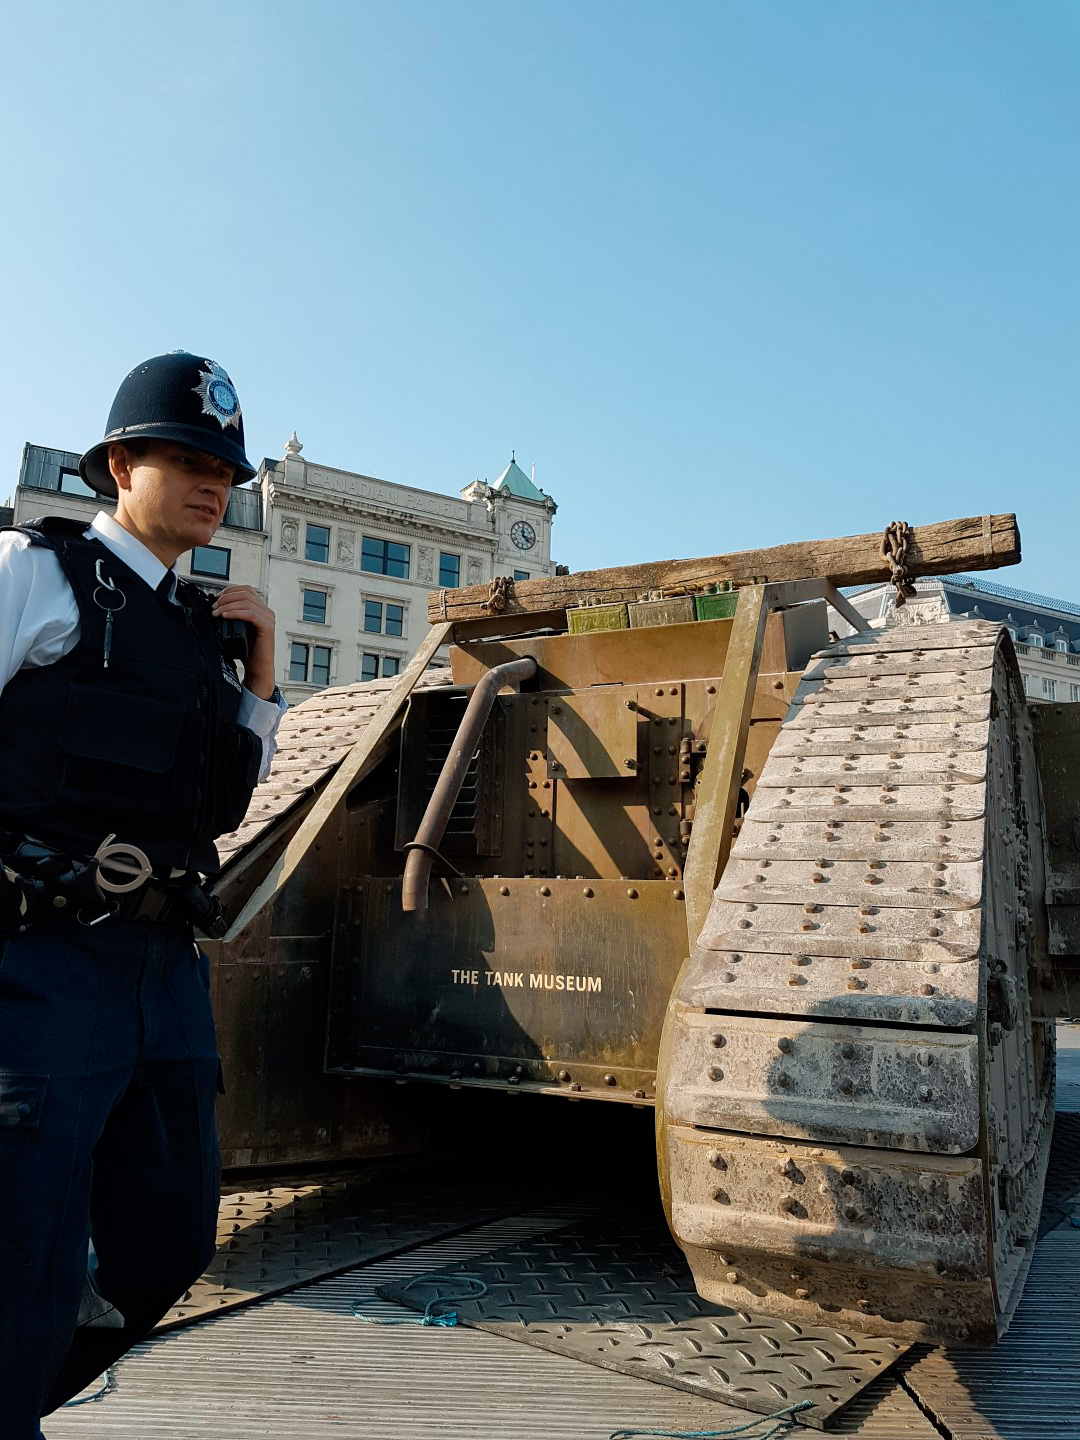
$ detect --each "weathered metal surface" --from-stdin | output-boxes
[396,689,505,858]
[379,1212,912,1428]
[677,946,980,1028]
[629,594,697,627]
[402,657,536,911]
[1029,702,1080,1014]
[735,816,988,864]
[154,1158,546,1330]
[666,1125,987,1275]
[658,622,1056,1344]
[546,686,641,779]
[449,610,814,691]
[567,599,629,632]
[663,1012,981,1152]
[326,877,690,1095]
[720,856,983,909]
[223,621,454,941]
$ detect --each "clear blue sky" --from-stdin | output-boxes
[3,1,1077,595]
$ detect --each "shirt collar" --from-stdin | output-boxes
[87,511,178,599]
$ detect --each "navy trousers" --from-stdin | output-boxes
[0,919,221,1438]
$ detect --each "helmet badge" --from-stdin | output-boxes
[193,359,242,432]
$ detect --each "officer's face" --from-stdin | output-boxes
[110,442,236,563]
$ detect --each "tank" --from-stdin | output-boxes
[206,510,1080,1346]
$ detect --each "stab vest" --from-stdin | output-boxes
[0,518,261,874]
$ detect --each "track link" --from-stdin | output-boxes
[657,621,1054,1344]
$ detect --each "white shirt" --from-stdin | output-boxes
[0,510,284,780]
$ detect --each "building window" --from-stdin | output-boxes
[289,641,332,685]
[1022,673,1033,694]
[383,656,401,677]
[305,523,331,563]
[439,552,460,588]
[1042,677,1057,701]
[302,588,327,624]
[361,652,379,682]
[363,600,405,636]
[1071,684,1080,703]
[1027,632,1044,648]
[59,468,94,498]
[311,645,331,686]
[1055,637,1069,653]
[513,569,529,582]
[191,545,230,579]
[361,536,410,578]
[289,642,310,682]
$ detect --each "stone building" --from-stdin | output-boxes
[12,440,558,704]
[831,574,1080,703]
[260,438,557,701]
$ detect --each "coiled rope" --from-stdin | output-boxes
[351,1272,488,1326]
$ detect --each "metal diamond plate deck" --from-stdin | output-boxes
[47,1209,938,1439]
[157,1157,547,1328]
[379,1211,910,1428]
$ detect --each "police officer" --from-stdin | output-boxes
[0,352,284,1437]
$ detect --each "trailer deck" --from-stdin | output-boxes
[48,1025,1080,1440]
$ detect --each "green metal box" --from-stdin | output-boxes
[628,595,696,628]
[568,602,629,634]
[694,586,738,621]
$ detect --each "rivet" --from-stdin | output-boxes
[708,1150,727,1170]
[583,886,594,897]
[558,1069,571,1081]
[840,1077,856,1094]
[539,885,551,896]
[777,1036,793,1053]
[627,887,639,899]
[843,1204,858,1222]
[604,1073,617,1086]
[776,1073,790,1089]
[712,1032,727,1048]
[920,983,936,996]
[708,1066,724,1081]
[779,1195,798,1215]
[840,1042,855,1060]
[713,1188,730,1204]
[794,1286,810,1300]
[840,1168,858,1185]
[726,1270,739,1284]
[792,953,812,966]
[917,1049,934,1067]
[918,1085,933,1102]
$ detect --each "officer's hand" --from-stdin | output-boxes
[212,586,278,701]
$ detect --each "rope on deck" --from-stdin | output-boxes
[352,1272,488,1326]
[608,1400,814,1440]
[62,1367,115,1406]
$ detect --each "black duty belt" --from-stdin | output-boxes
[0,831,227,938]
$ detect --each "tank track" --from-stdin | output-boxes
[657,620,1055,1344]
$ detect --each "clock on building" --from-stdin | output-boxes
[510,519,536,550]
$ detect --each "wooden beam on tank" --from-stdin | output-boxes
[429,512,1020,624]
[683,586,769,947]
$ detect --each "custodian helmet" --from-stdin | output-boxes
[79,351,257,497]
